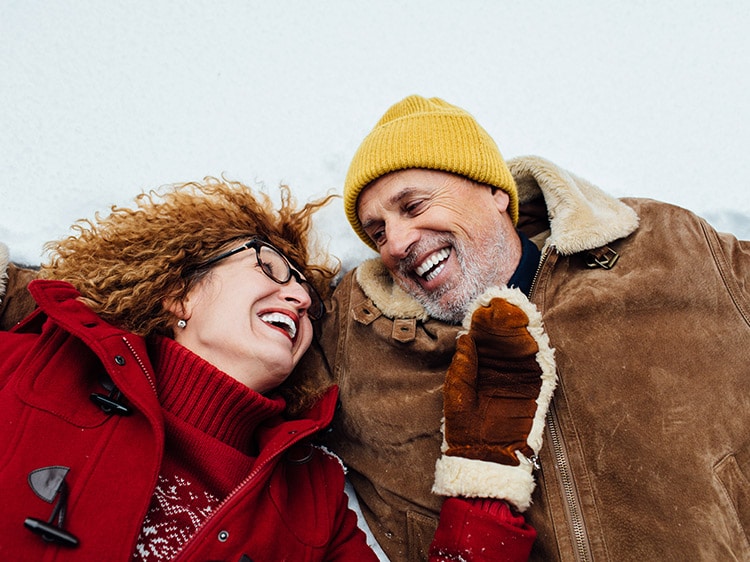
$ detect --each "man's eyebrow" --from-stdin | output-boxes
[361,216,381,233]
[391,186,419,203]
[360,186,421,232]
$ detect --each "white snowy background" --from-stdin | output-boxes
[1,3,748,557]
[2,1,749,272]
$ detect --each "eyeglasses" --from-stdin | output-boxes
[197,238,325,321]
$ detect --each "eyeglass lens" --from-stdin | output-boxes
[256,244,323,320]
[257,244,293,283]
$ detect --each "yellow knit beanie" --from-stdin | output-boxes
[344,95,518,250]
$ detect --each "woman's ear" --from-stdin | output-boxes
[163,296,189,321]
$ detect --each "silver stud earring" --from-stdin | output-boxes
[177,319,187,329]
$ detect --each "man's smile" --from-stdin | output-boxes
[414,247,451,281]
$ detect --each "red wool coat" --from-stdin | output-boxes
[0,280,377,562]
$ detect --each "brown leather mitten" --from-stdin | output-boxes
[433,286,557,512]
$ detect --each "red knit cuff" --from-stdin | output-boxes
[465,497,526,526]
[429,497,536,562]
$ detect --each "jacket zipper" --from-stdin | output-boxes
[528,245,550,297]
[122,336,158,396]
[546,403,591,561]
[530,247,592,561]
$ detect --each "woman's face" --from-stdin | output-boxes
[171,246,315,393]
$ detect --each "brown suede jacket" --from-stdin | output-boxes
[3,157,749,561]
[0,244,38,330]
[306,156,750,561]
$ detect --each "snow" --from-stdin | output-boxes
[1,2,748,269]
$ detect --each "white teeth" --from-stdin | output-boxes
[415,248,450,278]
[259,312,297,339]
[424,262,445,282]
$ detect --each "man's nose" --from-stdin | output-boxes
[384,221,418,261]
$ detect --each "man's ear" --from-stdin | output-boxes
[490,187,511,214]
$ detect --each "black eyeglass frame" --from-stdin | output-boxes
[195,237,325,321]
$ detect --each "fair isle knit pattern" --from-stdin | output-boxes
[133,474,220,561]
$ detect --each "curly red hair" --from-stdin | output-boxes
[40,177,339,413]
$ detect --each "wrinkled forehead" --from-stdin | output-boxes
[357,174,406,221]
[357,168,477,219]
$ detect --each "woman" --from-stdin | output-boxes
[0,178,379,561]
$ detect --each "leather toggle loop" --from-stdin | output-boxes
[352,298,381,325]
[392,318,416,342]
[90,390,132,415]
[90,374,132,415]
[24,517,79,547]
[24,467,80,548]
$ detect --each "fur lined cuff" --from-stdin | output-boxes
[432,454,536,512]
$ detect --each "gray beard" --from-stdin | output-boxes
[418,284,483,324]
[410,252,498,324]
[394,235,512,325]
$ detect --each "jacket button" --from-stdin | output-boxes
[218,530,229,542]
[114,355,126,366]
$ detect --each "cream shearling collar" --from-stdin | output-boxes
[511,155,639,255]
[355,258,431,321]
[356,155,640,319]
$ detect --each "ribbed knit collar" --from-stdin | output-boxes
[148,336,287,452]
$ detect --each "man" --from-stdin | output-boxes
[312,95,750,561]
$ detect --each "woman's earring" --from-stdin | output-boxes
[177,319,187,329]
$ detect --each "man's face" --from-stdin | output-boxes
[357,169,520,323]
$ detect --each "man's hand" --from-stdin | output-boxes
[432,286,557,512]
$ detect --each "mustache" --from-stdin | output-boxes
[396,235,457,277]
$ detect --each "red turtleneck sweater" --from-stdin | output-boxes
[133,337,286,561]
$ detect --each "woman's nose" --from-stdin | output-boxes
[280,278,312,310]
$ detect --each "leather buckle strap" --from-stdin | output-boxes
[585,246,620,270]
